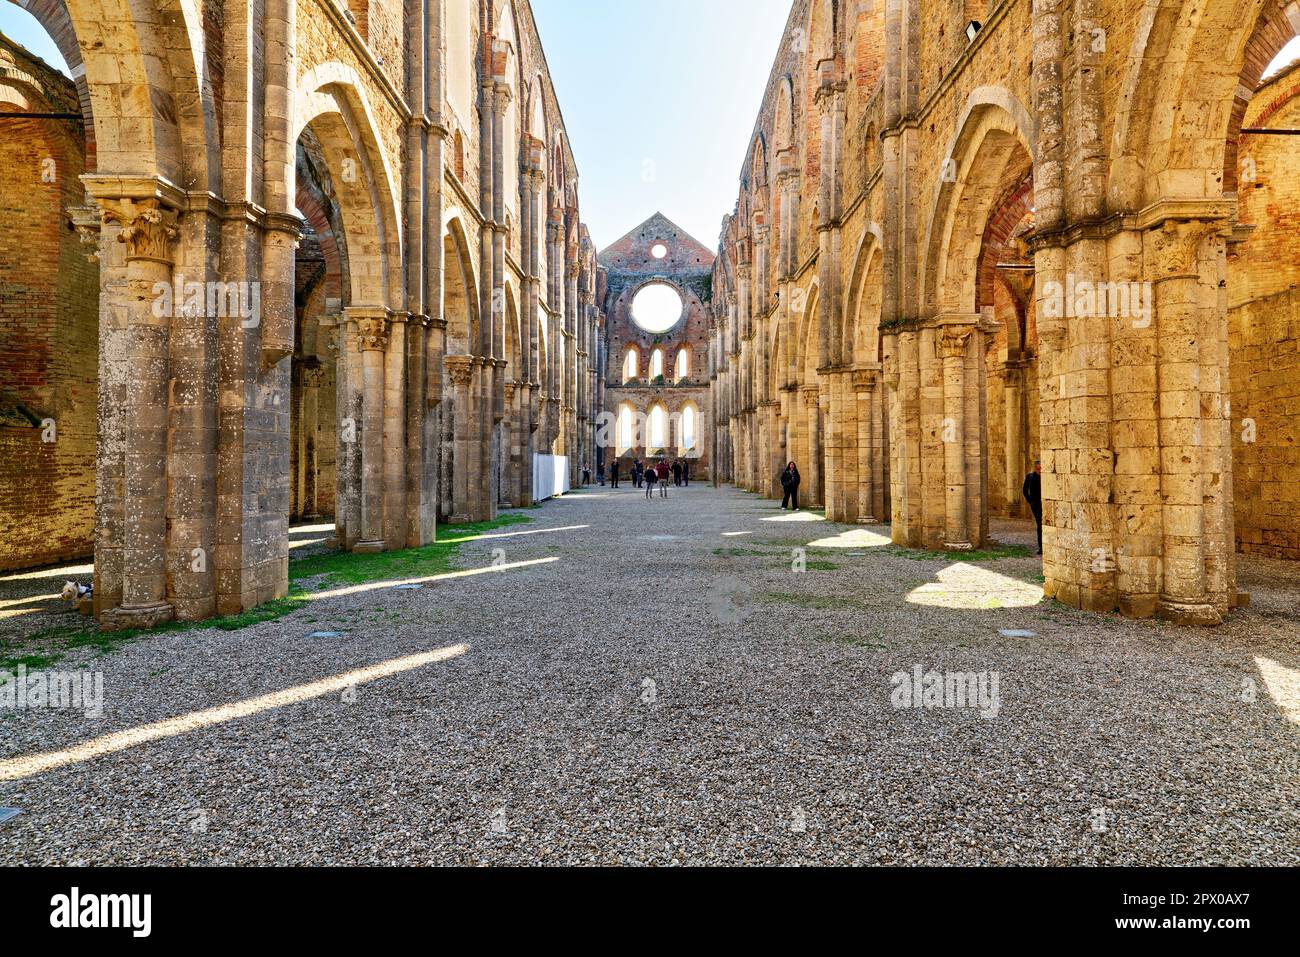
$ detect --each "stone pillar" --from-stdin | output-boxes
[939,323,975,549]
[1003,357,1026,516]
[352,310,390,552]
[446,355,476,524]
[854,368,879,522]
[803,386,822,507]
[300,363,323,519]
[97,197,180,630]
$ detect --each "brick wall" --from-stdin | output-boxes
[0,110,98,570]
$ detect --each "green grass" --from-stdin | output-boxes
[887,542,1032,562]
[0,513,533,671]
[805,560,840,571]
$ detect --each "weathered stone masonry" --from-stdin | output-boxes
[712,0,1300,625]
[0,0,604,629]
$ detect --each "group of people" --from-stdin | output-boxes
[603,457,691,498]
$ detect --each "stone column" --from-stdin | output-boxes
[854,368,879,522]
[446,355,476,523]
[352,310,390,552]
[939,322,975,549]
[97,197,180,630]
[803,386,822,507]
[1003,357,1026,516]
[301,363,324,519]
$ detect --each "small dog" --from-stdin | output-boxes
[60,580,92,602]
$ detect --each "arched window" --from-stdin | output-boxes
[623,347,639,383]
[618,404,636,453]
[680,404,698,453]
[649,347,664,381]
[648,405,667,450]
[675,348,690,382]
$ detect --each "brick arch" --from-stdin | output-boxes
[974,173,1034,311]
[1224,1,1300,192]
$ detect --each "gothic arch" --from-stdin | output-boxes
[921,96,1034,316]
[295,66,404,310]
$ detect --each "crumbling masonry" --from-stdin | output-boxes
[710,0,1300,625]
[0,0,603,628]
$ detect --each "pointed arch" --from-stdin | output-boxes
[295,64,405,310]
[442,212,480,356]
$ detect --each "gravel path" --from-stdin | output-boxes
[1,484,1297,865]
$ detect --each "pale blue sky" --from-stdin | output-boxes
[0,5,70,74]
[531,0,792,252]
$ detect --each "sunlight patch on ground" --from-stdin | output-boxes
[0,644,471,781]
[441,524,588,542]
[0,563,94,584]
[721,531,754,537]
[807,527,892,549]
[907,562,1044,610]
[0,594,62,619]
[306,557,559,600]
[1255,656,1300,724]
[761,511,826,523]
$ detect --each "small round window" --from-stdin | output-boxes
[650,242,668,259]
[630,283,684,334]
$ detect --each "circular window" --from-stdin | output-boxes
[650,242,668,259]
[630,283,683,334]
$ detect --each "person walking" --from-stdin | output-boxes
[658,461,670,498]
[610,458,620,489]
[671,459,682,487]
[780,461,801,510]
[581,461,591,486]
[682,458,690,487]
[597,462,605,486]
[645,462,656,500]
[1022,460,1043,555]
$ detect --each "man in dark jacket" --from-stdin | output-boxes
[682,459,690,486]
[780,462,801,510]
[1023,460,1043,555]
[610,458,620,489]
[671,460,682,486]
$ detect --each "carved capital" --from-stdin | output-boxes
[938,326,974,360]
[1146,218,1220,278]
[355,317,390,352]
[446,355,475,386]
[852,369,879,393]
[100,199,179,264]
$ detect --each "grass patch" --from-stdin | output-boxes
[713,547,779,557]
[805,560,840,571]
[1,513,533,671]
[887,542,1032,562]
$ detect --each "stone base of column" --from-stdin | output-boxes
[1155,597,1223,627]
[857,515,877,525]
[943,540,973,551]
[100,601,175,632]
[354,540,386,554]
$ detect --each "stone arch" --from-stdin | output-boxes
[845,226,884,365]
[1108,0,1292,210]
[442,213,480,356]
[921,96,1034,316]
[295,65,403,311]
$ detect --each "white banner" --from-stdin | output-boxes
[532,454,570,502]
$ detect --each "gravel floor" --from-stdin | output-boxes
[1,484,1297,865]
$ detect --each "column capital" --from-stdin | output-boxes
[98,198,180,265]
[445,354,475,386]
[346,306,392,351]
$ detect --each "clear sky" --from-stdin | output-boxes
[0,6,70,74]
[532,0,792,253]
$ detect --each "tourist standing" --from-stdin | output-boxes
[610,458,620,489]
[780,461,801,510]
[1023,460,1043,555]
[645,463,655,500]
[658,461,670,498]
[671,459,682,486]
[682,459,690,486]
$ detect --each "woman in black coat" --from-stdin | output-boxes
[780,462,801,510]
